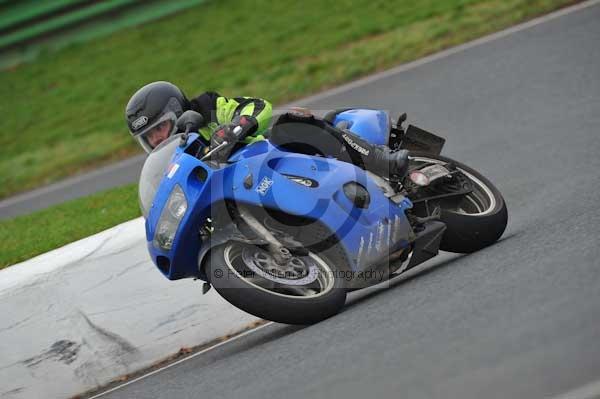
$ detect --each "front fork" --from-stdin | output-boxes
[236,206,308,265]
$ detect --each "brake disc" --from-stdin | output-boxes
[241,247,320,286]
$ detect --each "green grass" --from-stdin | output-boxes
[0,0,578,268]
[0,0,138,48]
[0,0,207,68]
[0,184,140,269]
[0,0,86,31]
[0,0,576,201]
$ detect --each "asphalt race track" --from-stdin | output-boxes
[84,3,600,398]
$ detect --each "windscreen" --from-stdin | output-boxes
[138,134,183,218]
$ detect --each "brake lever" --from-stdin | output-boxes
[200,141,230,161]
[200,125,246,161]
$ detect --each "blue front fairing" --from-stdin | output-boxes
[145,133,413,281]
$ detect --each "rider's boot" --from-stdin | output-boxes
[339,129,409,180]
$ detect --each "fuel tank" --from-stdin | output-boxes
[331,109,391,146]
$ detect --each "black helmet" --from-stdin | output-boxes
[125,81,190,152]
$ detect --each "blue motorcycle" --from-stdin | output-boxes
[139,109,507,324]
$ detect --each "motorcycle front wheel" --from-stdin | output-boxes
[206,238,348,325]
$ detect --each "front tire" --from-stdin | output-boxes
[409,153,508,253]
[206,240,348,325]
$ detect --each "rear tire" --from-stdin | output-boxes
[409,153,508,253]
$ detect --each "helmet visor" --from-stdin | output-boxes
[135,112,178,153]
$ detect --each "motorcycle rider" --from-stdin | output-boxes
[125,81,408,179]
[126,81,272,153]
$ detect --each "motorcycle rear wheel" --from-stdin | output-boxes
[409,153,508,253]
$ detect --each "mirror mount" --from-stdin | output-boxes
[176,110,205,146]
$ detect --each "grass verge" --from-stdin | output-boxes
[0,0,577,200]
[0,184,139,269]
